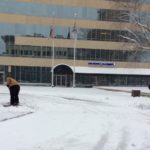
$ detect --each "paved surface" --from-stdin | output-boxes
[97,87,150,98]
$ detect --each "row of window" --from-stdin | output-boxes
[4,45,150,63]
[0,22,148,55]
[1,28,129,43]
[3,65,150,86]
[77,74,150,86]
[4,66,50,83]
[0,1,149,23]
[0,2,130,22]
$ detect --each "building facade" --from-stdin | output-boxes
[0,0,150,86]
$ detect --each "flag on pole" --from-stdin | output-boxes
[50,25,55,87]
[49,25,55,38]
[71,22,78,39]
[67,28,71,39]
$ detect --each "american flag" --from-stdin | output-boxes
[71,22,78,39]
[49,25,55,38]
[67,27,71,39]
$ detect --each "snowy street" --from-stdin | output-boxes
[0,85,150,150]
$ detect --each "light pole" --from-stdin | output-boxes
[73,13,77,88]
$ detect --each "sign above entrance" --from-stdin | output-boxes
[88,62,115,67]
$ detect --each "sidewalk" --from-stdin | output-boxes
[97,87,150,98]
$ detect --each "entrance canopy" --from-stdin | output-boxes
[53,65,150,75]
[54,65,73,74]
[70,66,150,75]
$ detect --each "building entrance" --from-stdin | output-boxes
[55,75,65,86]
[53,65,73,87]
[54,74,72,87]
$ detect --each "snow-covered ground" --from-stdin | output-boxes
[0,85,150,150]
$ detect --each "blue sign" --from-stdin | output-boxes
[88,62,115,66]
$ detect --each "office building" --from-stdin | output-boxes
[0,0,150,86]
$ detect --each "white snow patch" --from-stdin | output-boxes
[0,85,150,150]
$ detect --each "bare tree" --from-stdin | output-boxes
[118,0,150,50]
[111,0,150,61]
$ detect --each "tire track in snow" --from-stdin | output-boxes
[93,132,109,150]
[60,97,113,107]
[116,129,128,150]
[0,112,34,122]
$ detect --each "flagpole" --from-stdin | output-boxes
[73,37,76,88]
[51,39,54,87]
[73,13,77,88]
[51,12,55,87]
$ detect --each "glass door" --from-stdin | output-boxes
[55,75,67,87]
